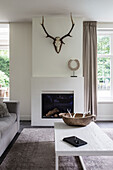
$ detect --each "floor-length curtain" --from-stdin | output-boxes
[83,21,97,116]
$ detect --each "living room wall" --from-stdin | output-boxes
[10,23,32,120]
[32,16,84,77]
[10,16,84,121]
[9,20,113,121]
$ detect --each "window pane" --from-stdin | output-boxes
[97,57,111,97]
[0,24,9,99]
[0,49,9,77]
[0,24,9,46]
[97,36,110,54]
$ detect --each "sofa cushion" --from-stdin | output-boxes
[0,103,10,118]
[0,98,3,103]
[0,113,16,137]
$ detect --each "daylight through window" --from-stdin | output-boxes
[0,24,9,99]
[97,30,113,101]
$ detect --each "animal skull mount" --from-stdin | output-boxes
[41,14,75,53]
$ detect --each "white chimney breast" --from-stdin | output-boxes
[31,77,84,126]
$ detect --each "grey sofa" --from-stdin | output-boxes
[0,101,20,156]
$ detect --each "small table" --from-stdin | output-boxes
[54,122,113,170]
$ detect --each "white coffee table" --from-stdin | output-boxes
[54,122,113,170]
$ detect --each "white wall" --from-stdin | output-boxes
[9,20,113,121]
[32,16,84,77]
[97,102,113,120]
[10,23,32,120]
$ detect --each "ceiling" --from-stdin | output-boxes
[0,0,113,22]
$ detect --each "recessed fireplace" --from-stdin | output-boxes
[31,77,84,126]
[42,93,74,118]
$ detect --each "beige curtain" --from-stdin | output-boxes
[83,21,97,116]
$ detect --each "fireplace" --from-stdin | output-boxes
[31,77,84,126]
[42,93,74,118]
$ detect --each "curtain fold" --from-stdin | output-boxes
[83,21,97,116]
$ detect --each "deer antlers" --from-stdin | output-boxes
[41,13,75,53]
[60,14,75,43]
[41,16,55,40]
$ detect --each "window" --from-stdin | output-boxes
[0,24,9,99]
[97,30,113,101]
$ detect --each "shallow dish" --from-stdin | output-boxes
[59,113,96,126]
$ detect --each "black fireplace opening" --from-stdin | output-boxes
[42,93,74,118]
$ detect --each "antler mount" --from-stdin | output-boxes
[41,14,75,53]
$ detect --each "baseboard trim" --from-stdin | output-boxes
[20,115,113,122]
[97,115,113,121]
[20,115,31,121]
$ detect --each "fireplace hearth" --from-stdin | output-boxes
[42,93,74,118]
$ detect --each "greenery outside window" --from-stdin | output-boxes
[0,24,9,99]
[97,30,113,101]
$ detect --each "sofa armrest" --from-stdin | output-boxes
[3,100,20,131]
[3,101,19,114]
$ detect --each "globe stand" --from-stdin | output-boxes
[68,59,80,78]
[71,71,77,77]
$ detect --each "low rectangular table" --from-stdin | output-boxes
[54,122,113,170]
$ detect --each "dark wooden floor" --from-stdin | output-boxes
[20,120,113,131]
[96,121,113,128]
[0,121,113,164]
[20,121,54,132]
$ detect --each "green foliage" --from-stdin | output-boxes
[98,57,110,77]
[0,70,9,87]
[0,52,9,77]
[97,35,111,89]
[0,50,9,87]
[97,36,110,54]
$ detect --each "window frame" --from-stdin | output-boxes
[97,30,113,102]
[0,24,9,99]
